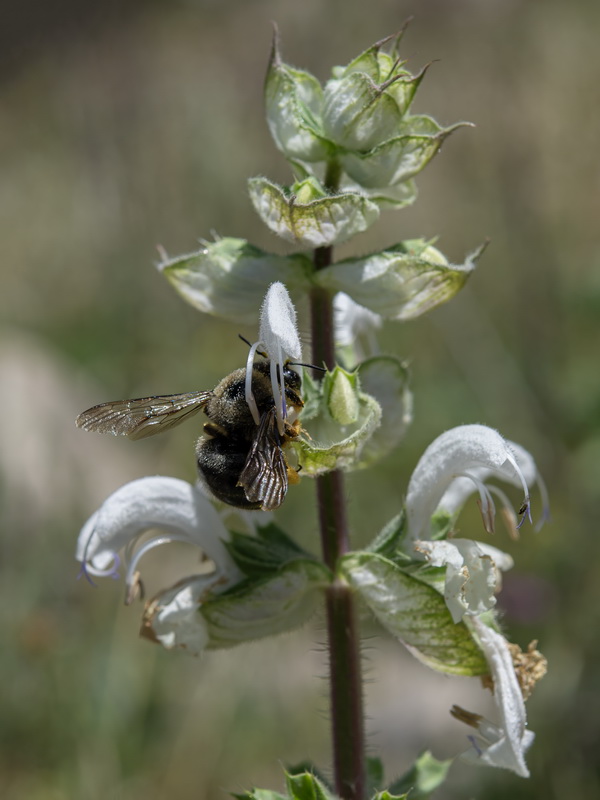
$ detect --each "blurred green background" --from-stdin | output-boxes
[1,0,599,797]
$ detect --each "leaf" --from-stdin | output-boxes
[226,523,316,579]
[388,751,453,799]
[201,560,330,648]
[340,552,488,676]
[286,771,336,800]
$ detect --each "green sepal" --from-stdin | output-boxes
[293,373,382,475]
[387,751,453,799]
[340,552,488,676]
[226,523,316,579]
[158,237,312,324]
[286,770,336,800]
[286,764,331,791]
[316,240,487,321]
[372,792,409,800]
[265,32,330,162]
[355,356,412,466]
[324,366,360,425]
[201,560,331,649]
[248,177,379,248]
[232,791,288,800]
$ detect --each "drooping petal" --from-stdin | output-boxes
[140,574,218,655]
[406,425,531,541]
[452,617,535,777]
[76,476,241,584]
[414,539,514,623]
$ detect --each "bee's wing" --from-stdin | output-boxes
[76,391,212,440]
[239,408,288,511]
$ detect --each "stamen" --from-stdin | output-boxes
[245,342,263,425]
[457,472,497,534]
[124,534,197,593]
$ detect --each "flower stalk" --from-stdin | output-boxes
[311,161,366,800]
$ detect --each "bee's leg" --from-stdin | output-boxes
[287,465,302,485]
[203,421,229,438]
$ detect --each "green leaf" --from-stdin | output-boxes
[248,177,380,248]
[371,792,409,800]
[286,771,336,800]
[367,511,407,558]
[366,756,385,795]
[158,238,311,324]
[355,356,412,466]
[201,560,331,648]
[316,240,486,321]
[340,552,488,675]
[388,751,453,799]
[226,523,316,579]
[232,791,288,800]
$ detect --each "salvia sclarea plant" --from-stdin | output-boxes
[76,27,550,800]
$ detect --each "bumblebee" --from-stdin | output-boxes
[76,359,304,511]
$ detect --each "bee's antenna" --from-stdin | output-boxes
[288,360,327,373]
[238,334,267,359]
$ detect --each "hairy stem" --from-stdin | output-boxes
[311,160,366,800]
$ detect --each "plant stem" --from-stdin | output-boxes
[311,163,366,799]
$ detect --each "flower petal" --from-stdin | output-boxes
[453,618,535,777]
[76,476,240,582]
[259,281,302,361]
[141,575,218,655]
[415,538,513,623]
[406,425,531,541]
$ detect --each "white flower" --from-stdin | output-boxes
[406,424,544,542]
[76,476,243,653]
[451,617,535,777]
[245,282,302,434]
[415,538,513,623]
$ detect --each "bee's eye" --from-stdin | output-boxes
[284,367,301,389]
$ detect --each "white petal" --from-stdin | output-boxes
[406,425,530,541]
[76,476,239,581]
[457,618,535,777]
[259,282,301,361]
[142,575,218,655]
[415,539,513,623]
[334,292,382,357]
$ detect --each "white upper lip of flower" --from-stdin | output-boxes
[406,424,546,542]
[245,282,302,435]
[76,476,244,651]
[452,616,535,777]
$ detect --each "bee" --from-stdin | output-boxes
[76,358,305,511]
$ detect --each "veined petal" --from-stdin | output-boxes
[452,618,535,777]
[406,425,532,542]
[415,538,514,623]
[76,476,241,584]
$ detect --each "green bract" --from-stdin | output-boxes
[340,552,488,676]
[316,240,486,320]
[157,238,311,324]
[248,177,380,247]
[293,367,382,475]
[201,560,330,649]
